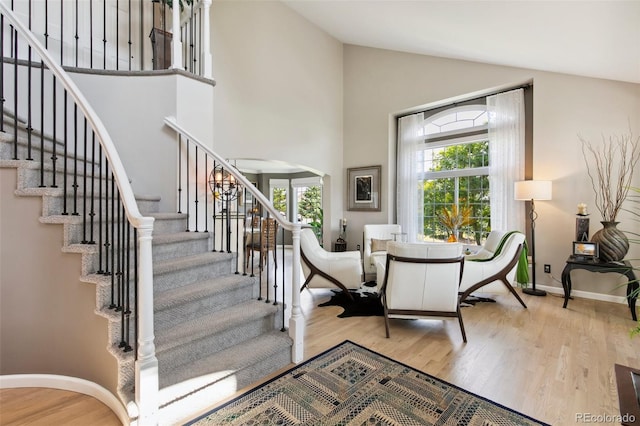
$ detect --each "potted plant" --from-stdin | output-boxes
[623,186,640,337]
[437,204,473,242]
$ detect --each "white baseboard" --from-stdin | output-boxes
[0,374,129,425]
[536,284,631,305]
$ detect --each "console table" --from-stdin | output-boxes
[561,256,637,321]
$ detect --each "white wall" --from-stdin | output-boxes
[343,44,640,296]
[71,71,215,212]
[210,0,344,243]
[0,169,119,396]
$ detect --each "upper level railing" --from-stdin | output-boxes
[4,0,211,78]
[0,3,159,423]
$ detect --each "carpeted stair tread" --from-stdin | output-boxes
[153,231,210,245]
[149,212,188,221]
[153,251,233,274]
[158,331,292,398]
[154,275,255,311]
[154,300,278,352]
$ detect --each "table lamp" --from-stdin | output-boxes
[514,180,552,296]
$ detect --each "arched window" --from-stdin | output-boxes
[398,88,527,246]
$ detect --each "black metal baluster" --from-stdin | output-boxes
[97,146,105,273]
[182,25,187,71]
[273,227,285,306]
[60,0,63,64]
[116,0,119,70]
[198,7,201,74]
[212,160,218,252]
[118,201,126,352]
[102,0,106,69]
[250,207,257,279]
[281,234,286,331]
[12,27,18,159]
[257,216,263,300]
[39,50,45,187]
[194,146,199,232]
[242,191,248,276]
[1,14,5,133]
[190,2,195,73]
[89,0,93,68]
[127,0,131,70]
[44,0,49,49]
[264,213,270,304]
[50,75,57,188]
[104,163,112,280]
[139,0,144,70]
[133,226,138,358]
[26,0,33,160]
[75,0,79,67]
[234,194,239,274]
[273,226,279,306]
[82,118,88,242]
[115,191,122,313]
[123,217,132,352]
[72,104,79,215]
[110,174,116,308]
[177,134,182,213]
[204,156,208,233]
[185,140,190,231]
[40,3,48,184]
[62,90,68,214]
[89,130,96,244]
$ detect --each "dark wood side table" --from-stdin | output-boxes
[561,256,637,321]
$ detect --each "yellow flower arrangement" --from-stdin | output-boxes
[437,204,473,242]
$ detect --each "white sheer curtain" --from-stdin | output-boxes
[487,88,526,232]
[397,112,424,242]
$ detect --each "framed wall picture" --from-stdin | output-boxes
[347,165,381,211]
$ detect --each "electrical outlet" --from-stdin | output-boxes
[544,264,551,273]
[357,244,361,251]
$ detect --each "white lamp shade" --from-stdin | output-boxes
[514,180,552,201]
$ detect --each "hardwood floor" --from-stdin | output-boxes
[298,288,639,426]
[2,288,638,425]
[0,387,120,425]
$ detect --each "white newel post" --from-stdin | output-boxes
[171,2,183,70]
[201,0,212,78]
[135,219,159,425]
[289,225,304,363]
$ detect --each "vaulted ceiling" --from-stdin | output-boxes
[283,0,640,84]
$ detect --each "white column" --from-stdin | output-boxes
[135,219,159,426]
[289,225,305,363]
[201,0,213,78]
[171,1,183,70]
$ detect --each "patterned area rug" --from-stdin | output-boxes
[186,340,549,425]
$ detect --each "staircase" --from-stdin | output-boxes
[0,123,293,424]
[0,3,305,423]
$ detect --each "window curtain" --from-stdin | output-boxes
[397,112,424,242]
[487,88,525,232]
